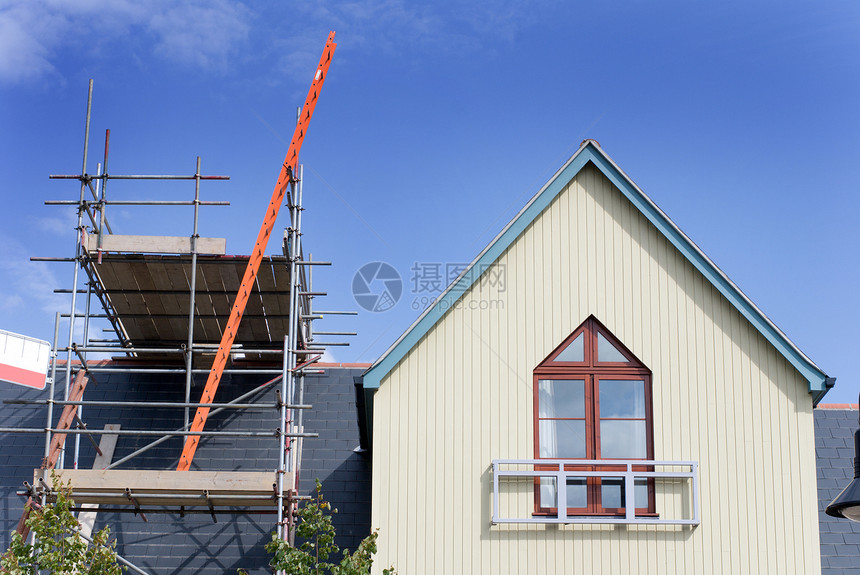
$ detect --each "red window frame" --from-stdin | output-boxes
[533,316,655,517]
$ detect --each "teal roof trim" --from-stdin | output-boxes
[363,142,830,403]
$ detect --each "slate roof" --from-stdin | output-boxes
[0,365,370,574]
[816,405,860,575]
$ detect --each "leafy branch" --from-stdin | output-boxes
[2,473,125,575]
[265,480,394,575]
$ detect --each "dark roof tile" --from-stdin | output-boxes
[817,408,860,574]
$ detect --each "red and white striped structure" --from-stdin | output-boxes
[0,330,50,390]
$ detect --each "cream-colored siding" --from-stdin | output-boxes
[371,163,820,574]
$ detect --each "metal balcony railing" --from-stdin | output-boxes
[491,459,700,525]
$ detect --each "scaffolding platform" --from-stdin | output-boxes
[85,251,294,349]
[35,469,284,510]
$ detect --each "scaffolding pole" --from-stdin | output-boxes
[44,313,61,465]
[289,166,308,548]
[7,399,310,410]
[185,157,203,429]
[60,79,94,469]
[277,164,302,546]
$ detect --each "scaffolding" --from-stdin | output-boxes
[1,70,351,570]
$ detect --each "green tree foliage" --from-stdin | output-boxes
[1,475,125,575]
[265,480,394,575]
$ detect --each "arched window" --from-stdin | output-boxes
[533,316,654,516]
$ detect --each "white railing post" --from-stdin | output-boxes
[492,461,499,524]
[556,463,567,521]
[692,461,700,524]
[624,463,635,521]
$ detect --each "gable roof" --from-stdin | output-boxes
[362,140,833,404]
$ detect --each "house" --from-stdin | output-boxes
[358,140,835,574]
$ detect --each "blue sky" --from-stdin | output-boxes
[0,0,857,403]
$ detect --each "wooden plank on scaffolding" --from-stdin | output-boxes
[256,261,282,317]
[127,257,167,340]
[151,257,189,342]
[236,257,265,342]
[205,259,232,325]
[36,469,283,508]
[87,254,138,338]
[245,274,270,344]
[258,260,292,341]
[215,257,251,342]
[78,424,121,539]
[201,260,232,342]
[110,257,160,341]
[191,262,220,342]
[45,371,89,469]
[84,253,294,348]
[84,232,226,255]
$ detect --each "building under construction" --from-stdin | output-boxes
[0,33,372,574]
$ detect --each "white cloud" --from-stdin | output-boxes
[148,0,251,68]
[1,0,554,87]
[1,293,24,310]
[320,347,337,363]
[267,0,555,83]
[0,235,102,344]
[0,0,252,85]
[0,3,59,84]
[0,236,67,318]
[34,208,78,237]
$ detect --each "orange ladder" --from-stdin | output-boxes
[177,32,337,471]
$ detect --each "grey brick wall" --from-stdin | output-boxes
[0,366,371,574]
[816,407,860,575]
[0,379,48,547]
[297,368,371,554]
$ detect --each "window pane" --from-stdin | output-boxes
[566,477,587,508]
[539,477,587,509]
[599,379,645,418]
[539,419,586,458]
[554,332,584,362]
[538,379,584,418]
[597,332,628,363]
[599,420,647,458]
[539,477,556,508]
[634,478,648,508]
[600,478,623,509]
[600,478,649,509]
